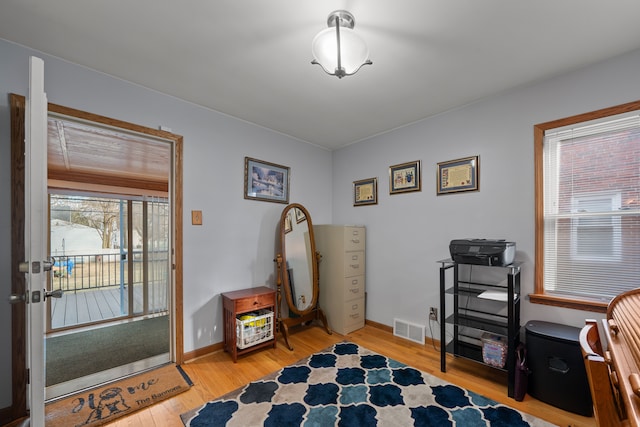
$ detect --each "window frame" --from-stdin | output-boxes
[532,99,640,313]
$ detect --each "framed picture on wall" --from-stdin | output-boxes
[284,211,293,233]
[295,207,306,223]
[436,155,479,195]
[389,160,421,194]
[353,177,378,206]
[244,157,290,203]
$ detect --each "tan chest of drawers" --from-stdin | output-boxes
[314,225,365,335]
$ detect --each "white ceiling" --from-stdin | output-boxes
[3,1,640,150]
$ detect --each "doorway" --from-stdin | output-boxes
[8,95,184,420]
[46,193,172,399]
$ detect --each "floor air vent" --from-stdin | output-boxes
[393,318,425,344]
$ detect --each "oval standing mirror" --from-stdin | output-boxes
[282,204,316,313]
[276,203,331,350]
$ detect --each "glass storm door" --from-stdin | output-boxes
[25,55,48,426]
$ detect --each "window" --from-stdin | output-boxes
[571,194,621,261]
[533,100,640,311]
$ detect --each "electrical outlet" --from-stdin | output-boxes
[429,307,438,320]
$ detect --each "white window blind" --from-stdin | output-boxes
[543,112,640,302]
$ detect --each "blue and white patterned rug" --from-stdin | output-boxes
[180,342,556,426]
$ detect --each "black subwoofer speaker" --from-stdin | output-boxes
[525,320,593,416]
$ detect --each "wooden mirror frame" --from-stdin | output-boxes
[275,203,331,350]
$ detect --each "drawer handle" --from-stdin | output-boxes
[350,289,360,294]
[253,300,259,305]
[609,319,619,335]
[611,370,620,388]
[352,279,358,285]
[350,313,360,319]
[351,239,360,243]
[630,374,640,398]
[350,264,360,269]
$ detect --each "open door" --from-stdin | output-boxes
[8,56,184,426]
[23,55,48,426]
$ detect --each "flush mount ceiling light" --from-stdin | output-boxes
[311,10,372,79]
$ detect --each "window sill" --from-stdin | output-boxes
[529,293,608,313]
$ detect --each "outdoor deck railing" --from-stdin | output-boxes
[50,250,169,293]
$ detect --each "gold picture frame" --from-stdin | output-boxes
[353,177,378,206]
[389,160,421,194]
[436,155,479,195]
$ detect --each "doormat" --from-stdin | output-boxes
[46,364,192,427]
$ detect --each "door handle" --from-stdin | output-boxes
[43,257,55,272]
[9,293,26,304]
[45,289,63,300]
[18,256,55,274]
[9,289,62,304]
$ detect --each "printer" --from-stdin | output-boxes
[449,239,516,267]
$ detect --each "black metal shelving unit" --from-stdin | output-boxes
[439,259,521,398]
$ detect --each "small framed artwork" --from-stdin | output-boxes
[389,160,421,194]
[244,157,290,203]
[295,207,306,223]
[284,211,293,233]
[353,177,378,206]
[437,155,479,195]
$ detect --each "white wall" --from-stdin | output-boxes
[0,39,333,408]
[331,48,640,337]
[2,36,639,410]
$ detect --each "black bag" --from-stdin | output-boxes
[514,343,530,401]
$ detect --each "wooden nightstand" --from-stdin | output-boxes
[221,286,276,362]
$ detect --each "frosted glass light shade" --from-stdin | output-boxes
[311,27,370,76]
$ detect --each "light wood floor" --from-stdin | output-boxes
[103,324,595,427]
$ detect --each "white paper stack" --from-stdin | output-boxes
[477,290,518,301]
